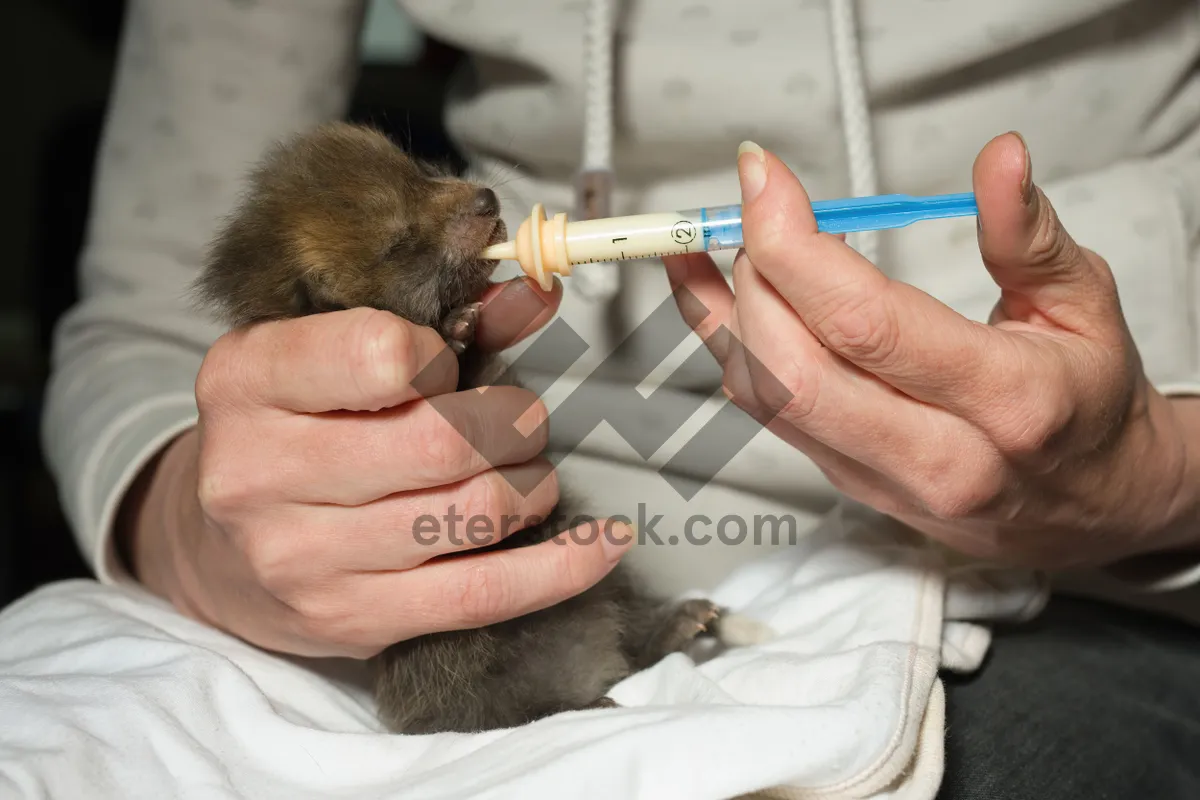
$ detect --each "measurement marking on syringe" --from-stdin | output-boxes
[577,246,690,264]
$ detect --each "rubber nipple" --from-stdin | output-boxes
[482,203,572,291]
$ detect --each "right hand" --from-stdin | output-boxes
[122,277,634,659]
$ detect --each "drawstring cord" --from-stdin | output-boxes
[574,0,621,301]
[828,0,880,264]
[575,0,881,301]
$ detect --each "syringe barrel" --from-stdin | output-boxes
[692,204,745,252]
[559,204,744,265]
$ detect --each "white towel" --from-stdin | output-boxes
[0,501,1046,800]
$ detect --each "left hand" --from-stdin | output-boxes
[663,132,1198,570]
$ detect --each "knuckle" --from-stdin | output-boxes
[196,330,272,416]
[922,492,972,523]
[921,470,1005,522]
[1003,411,1062,459]
[268,571,365,647]
[350,308,417,399]
[721,365,762,419]
[195,466,251,519]
[533,460,560,507]
[284,592,328,627]
[194,471,230,517]
[762,356,823,422]
[459,471,513,527]
[194,340,236,414]
[847,484,910,519]
[819,292,900,368]
[819,461,911,518]
[241,527,300,595]
[496,462,557,532]
[971,340,1074,460]
[287,590,347,632]
[412,414,473,474]
[516,394,551,451]
[553,533,591,594]
[723,383,760,419]
[989,393,1073,460]
[453,562,513,626]
[288,599,371,651]
[194,444,277,519]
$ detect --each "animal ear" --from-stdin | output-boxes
[290,274,346,316]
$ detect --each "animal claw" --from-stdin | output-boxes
[440,302,483,353]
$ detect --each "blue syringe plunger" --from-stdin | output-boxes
[809,192,979,234]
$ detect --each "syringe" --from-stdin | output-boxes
[483,192,978,290]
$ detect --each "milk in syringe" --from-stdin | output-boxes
[484,193,978,290]
[550,206,745,262]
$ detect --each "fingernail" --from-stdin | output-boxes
[603,522,634,561]
[496,277,536,302]
[737,141,767,203]
[487,278,537,320]
[1010,130,1034,204]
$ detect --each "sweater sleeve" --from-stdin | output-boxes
[40,0,367,584]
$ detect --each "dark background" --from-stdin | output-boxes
[1,0,465,609]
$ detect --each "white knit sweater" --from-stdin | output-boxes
[41,0,1200,616]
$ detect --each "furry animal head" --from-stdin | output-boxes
[194,122,507,330]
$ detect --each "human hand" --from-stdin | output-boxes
[121,277,634,658]
[663,133,1199,570]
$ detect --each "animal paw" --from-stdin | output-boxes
[585,697,621,710]
[638,599,722,668]
[667,598,721,643]
[440,302,482,355]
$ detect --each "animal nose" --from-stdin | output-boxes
[470,188,499,218]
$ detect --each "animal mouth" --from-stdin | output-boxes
[461,219,507,304]
[486,219,508,250]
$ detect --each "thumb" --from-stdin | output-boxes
[974,132,1119,326]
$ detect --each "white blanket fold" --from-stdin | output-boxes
[0,502,1045,800]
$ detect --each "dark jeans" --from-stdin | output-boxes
[938,595,1200,799]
